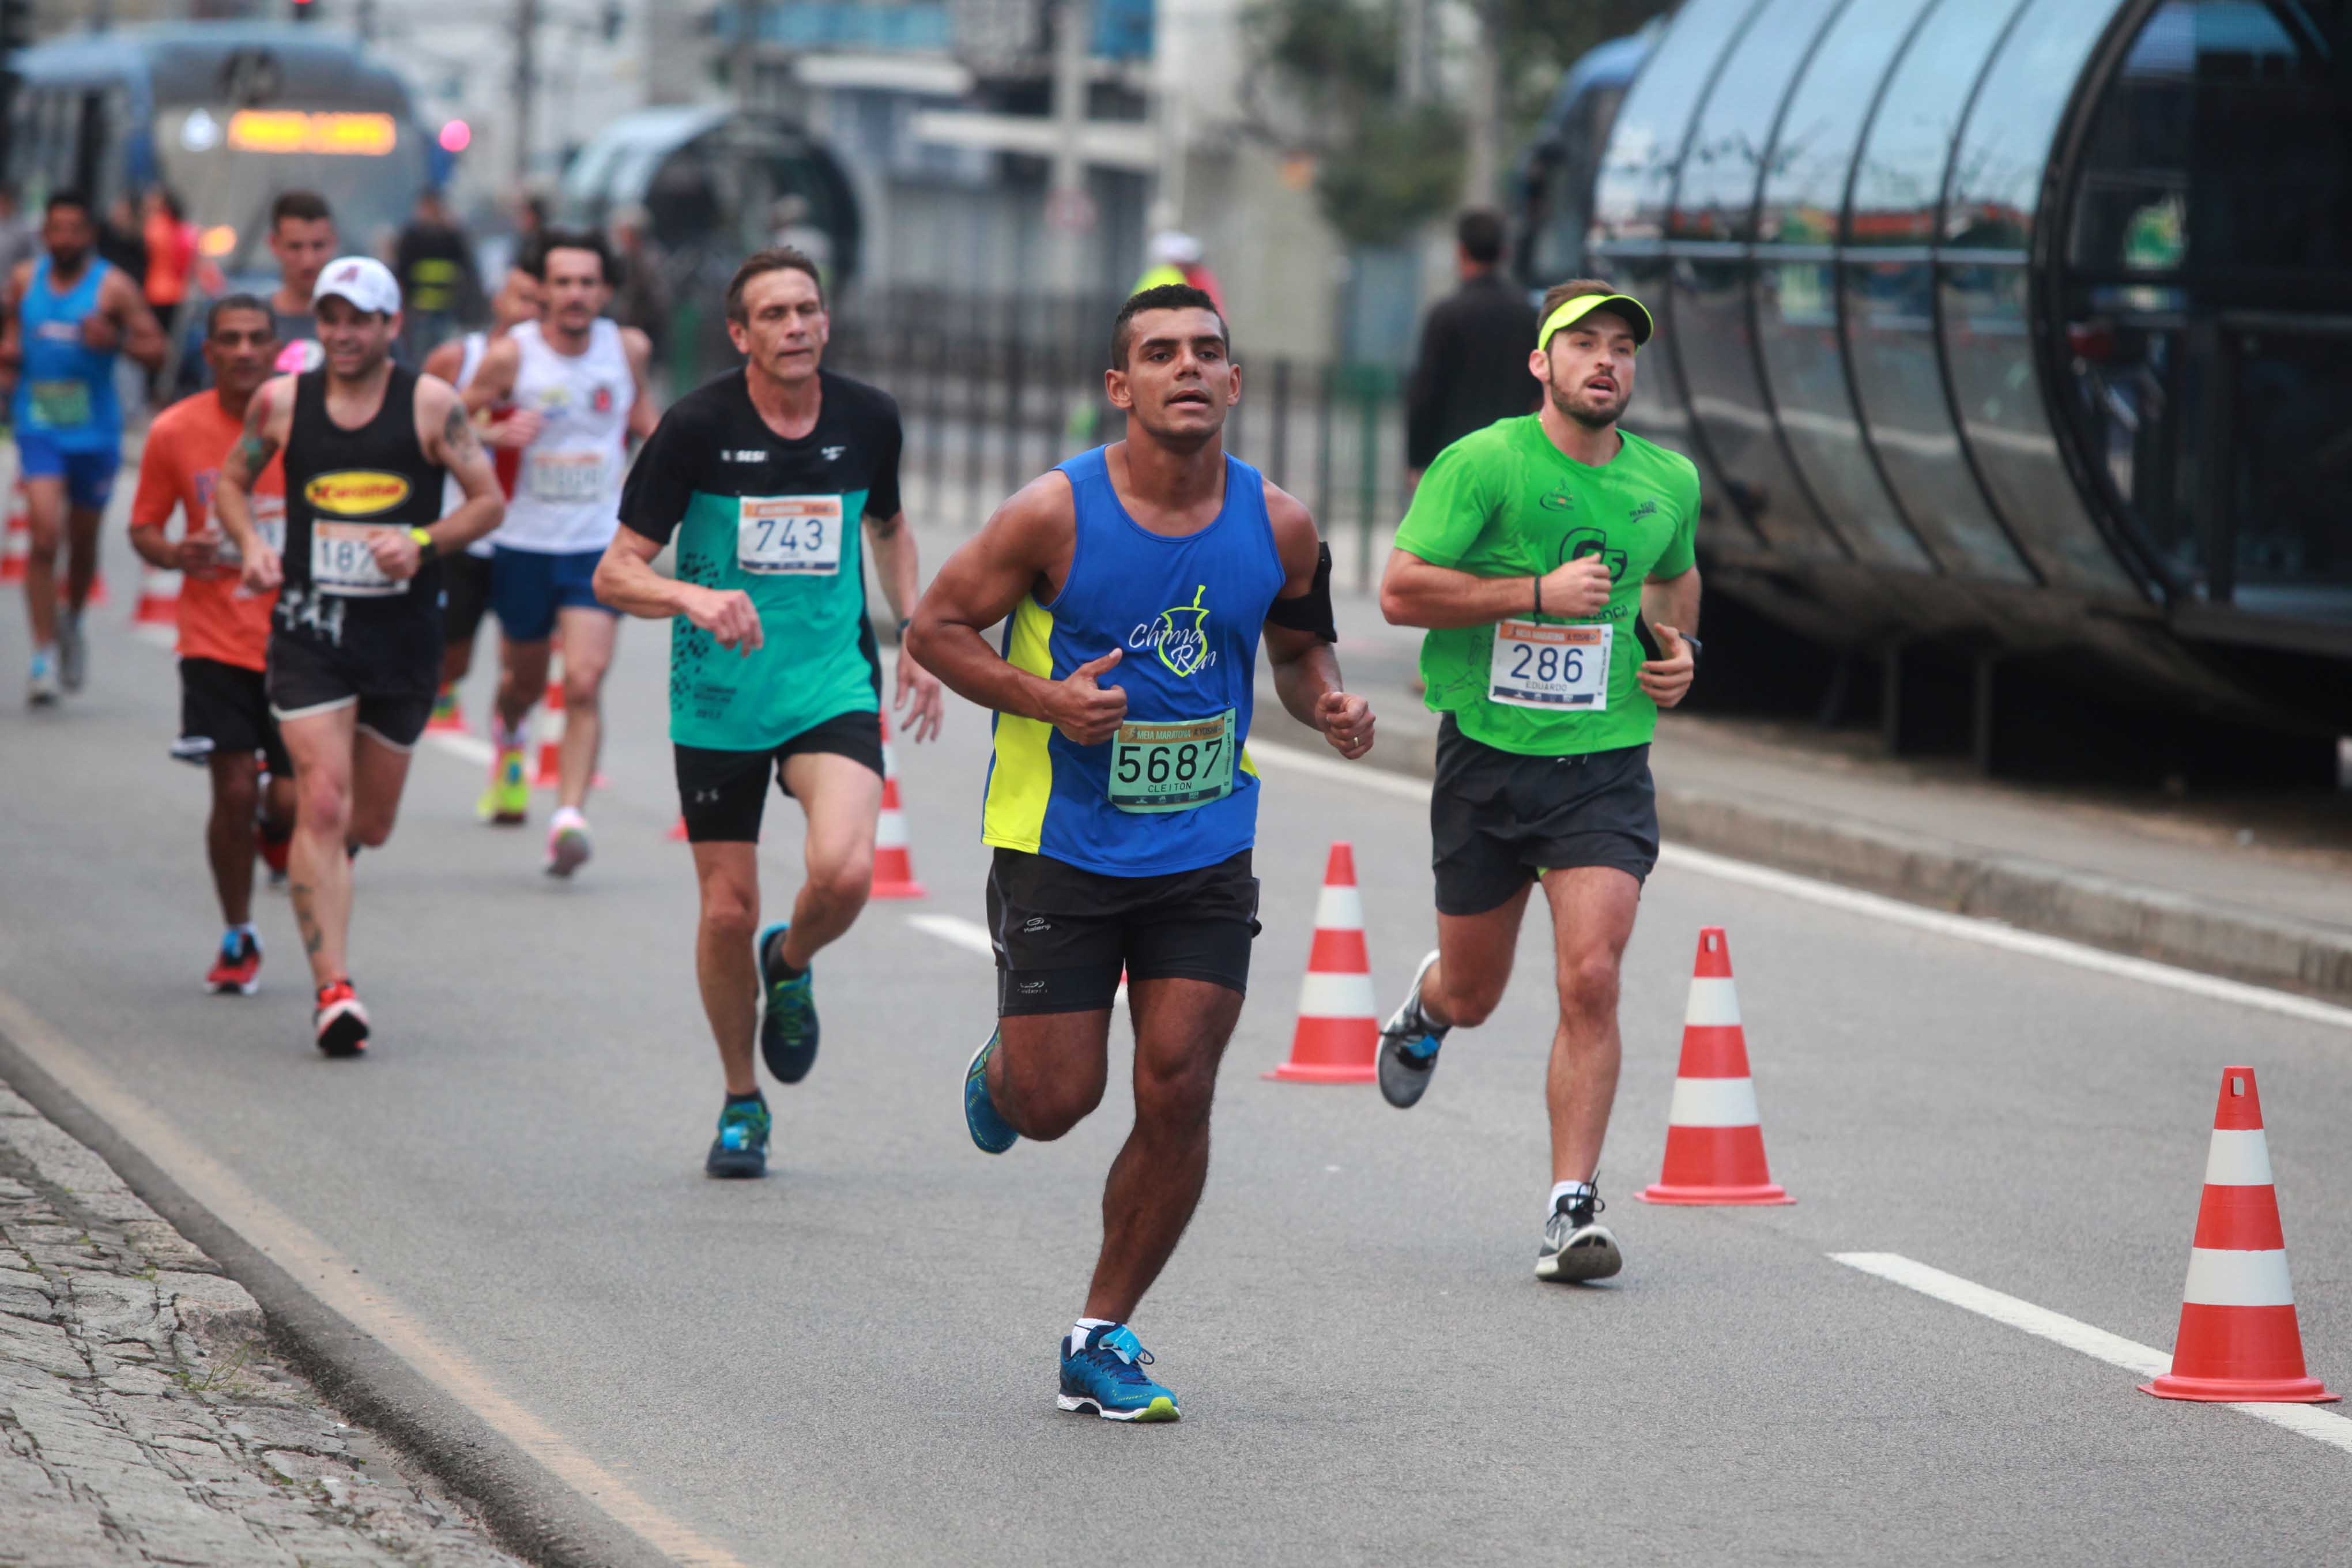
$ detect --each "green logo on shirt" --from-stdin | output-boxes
[1540,489,1575,511]
[1562,529,1626,581]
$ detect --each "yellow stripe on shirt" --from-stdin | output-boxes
[982,594,1058,854]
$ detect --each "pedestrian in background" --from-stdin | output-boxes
[394,188,483,361]
[1404,209,1540,489]
[609,206,669,368]
[1132,229,1224,311]
[0,186,40,284]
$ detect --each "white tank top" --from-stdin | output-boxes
[499,318,633,555]
[443,332,497,559]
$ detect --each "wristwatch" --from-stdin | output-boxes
[1683,634,1703,668]
[407,527,438,564]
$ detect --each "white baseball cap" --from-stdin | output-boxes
[312,255,401,317]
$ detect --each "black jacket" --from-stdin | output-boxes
[1405,273,1542,470]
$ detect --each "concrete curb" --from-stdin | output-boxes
[0,1029,673,1568]
[1335,721,2352,1007]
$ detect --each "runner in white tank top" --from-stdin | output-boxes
[457,231,657,877]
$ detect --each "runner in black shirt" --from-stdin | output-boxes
[216,256,505,1058]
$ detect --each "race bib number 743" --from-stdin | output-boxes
[737,495,842,576]
[1488,620,1610,710]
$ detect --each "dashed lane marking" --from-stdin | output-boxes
[907,913,993,957]
[0,986,758,1568]
[1832,1252,2352,1457]
[1242,740,2352,1032]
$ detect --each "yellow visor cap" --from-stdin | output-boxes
[1539,293,1654,350]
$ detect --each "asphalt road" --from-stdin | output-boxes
[3,537,2350,1566]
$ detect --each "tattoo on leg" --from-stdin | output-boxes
[290,882,325,956]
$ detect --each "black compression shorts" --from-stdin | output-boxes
[1430,716,1658,915]
[986,847,1261,1016]
[673,710,885,843]
[265,630,437,751]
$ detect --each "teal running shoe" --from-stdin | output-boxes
[1058,1325,1179,1422]
[1378,949,1449,1109]
[757,923,819,1083]
[704,1098,771,1179]
[964,1030,1019,1154]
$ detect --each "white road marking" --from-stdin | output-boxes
[1243,740,2352,1031]
[1831,1252,2352,1456]
[907,913,992,957]
[427,730,493,766]
[0,986,756,1568]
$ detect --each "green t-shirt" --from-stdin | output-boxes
[1393,416,1699,757]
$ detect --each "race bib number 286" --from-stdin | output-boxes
[1488,620,1610,710]
[737,495,842,576]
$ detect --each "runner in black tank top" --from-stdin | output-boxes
[212,255,506,1058]
[275,362,448,698]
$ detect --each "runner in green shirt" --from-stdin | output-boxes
[1374,278,1702,1284]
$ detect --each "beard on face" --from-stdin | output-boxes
[1545,364,1628,431]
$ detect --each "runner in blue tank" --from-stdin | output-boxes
[910,284,1378,1422]
[1,190,166,703]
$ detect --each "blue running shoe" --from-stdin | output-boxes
[1378,949,1449,1109]
[964,1029,1019,1154]
[704,1098,771,1179]
[1058,1324,1179,1422]
[757,923,819,1083]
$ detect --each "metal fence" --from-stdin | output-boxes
[811,293,1414,589]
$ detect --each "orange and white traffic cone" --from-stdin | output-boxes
[667,816,689,842]
[0,483,27,586]
[132,564,181,627]
[1265,842,1378,1084]
[1638,928,1792,1205]
[532,672,566,787]
[2140,1066,2338,1403]
[869,708,926,899]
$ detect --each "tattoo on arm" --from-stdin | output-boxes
[441,399,483,463]
[230,387,277,481]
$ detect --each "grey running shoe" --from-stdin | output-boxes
[1377,949,1448,1109]
[1536,1186,1623,1283]
[56,615,85,692]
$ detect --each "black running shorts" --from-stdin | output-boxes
[175,657,292,775]
[265,631,436,751]
[1430,715,1659,915]
[673,709,886,843]
[987,847,1261,1016]
[442,549,494,649]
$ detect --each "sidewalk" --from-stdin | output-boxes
[0,1081,519,1568]
[896,514,2351,1004]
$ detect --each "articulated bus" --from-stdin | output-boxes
[5,24,435,285]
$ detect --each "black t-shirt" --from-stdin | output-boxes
[619,367,903,749]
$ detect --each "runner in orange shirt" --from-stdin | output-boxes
[128,295,293,995]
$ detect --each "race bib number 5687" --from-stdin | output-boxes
[737,495,842,576]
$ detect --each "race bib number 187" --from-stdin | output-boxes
[737,495,843,576]
[1488,620,1610,710]
[310,521,407,597]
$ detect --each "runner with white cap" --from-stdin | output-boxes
[213,256,506,1057]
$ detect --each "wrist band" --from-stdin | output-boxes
[1532,575,1542,618]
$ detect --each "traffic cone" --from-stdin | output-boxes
[426,682,468,734]
[869,708,926,899]
[1,484,31,586]
[666,816,689,842]
[1639,928,1792,1204]
[1265,841,1378,1083]
[533,672,566,787]
[2139,1066,2338,1403]
[133,565,181,627]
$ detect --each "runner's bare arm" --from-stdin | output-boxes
[218,376,292,590]
[863,504,946,741]
[462,336,518,414]
[621,327,659,441]
[1380,546,1612,628]
[127,444,217,574]
[1637,563,1701,707]
[593,525,764,654]
[421,379,505,552]
[419,337,465,386]
[1264,485,1374,760]
[908,473,1128,745]
[98,270,169,371]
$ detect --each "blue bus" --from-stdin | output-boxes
[5,24,436,284]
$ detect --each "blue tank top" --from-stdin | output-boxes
[982,446,1289,877]
[13,257,120,450]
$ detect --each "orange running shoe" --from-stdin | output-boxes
[313,980,370,1058]
[205,932,262,996]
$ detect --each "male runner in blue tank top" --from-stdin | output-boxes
[910,284,1378,1422]
[0,190,166,703]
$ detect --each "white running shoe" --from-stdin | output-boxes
[546,808,593,878]
[26,652,60,707]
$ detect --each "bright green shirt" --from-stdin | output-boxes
[1393,416,1699,757]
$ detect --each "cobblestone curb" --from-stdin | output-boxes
[0,1081,525,1568]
